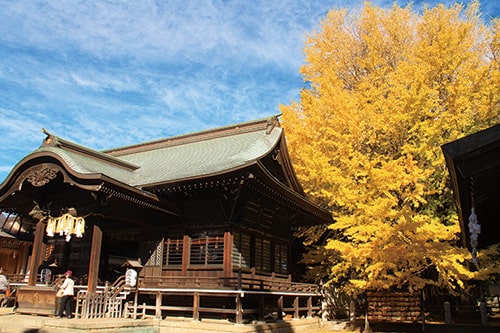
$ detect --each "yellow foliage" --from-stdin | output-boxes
[281,1,500,295]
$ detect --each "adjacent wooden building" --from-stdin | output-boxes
[442,124,500,252]
[442,124,500,301]
[0,116,332,321]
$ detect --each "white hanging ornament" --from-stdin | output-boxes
[468,207,481,264]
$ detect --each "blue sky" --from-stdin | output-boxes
[0,1,498,183]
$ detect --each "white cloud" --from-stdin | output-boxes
[0,1,333,69]
[0,0,497,183]
[71,73,100,90]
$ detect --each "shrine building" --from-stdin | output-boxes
[0,116,332,322]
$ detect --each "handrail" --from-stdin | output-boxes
[110,275,126,289]
[7,273,319,294]
[139,275,320,293]
[108,275,129,298]
[50,275,66,288]
[6,274,29,283]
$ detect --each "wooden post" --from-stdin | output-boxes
[277,296,283,320]
[237,269,242,290]
[349,300,355,324]
[133,289,139,319]
[192,292,200,321]
[103,282,109,318]
[420,289,425,332]
[155,291,162,319]
[307,296,312,318]
[363,312,373,333]
[20,245,30,275]
[444,301,452,325]
[182,235,190,274]
[259,295,265,320]
[87,224,102,295]
[480,301,488,326]
[294,296,299,319]
[28,219,45,286]
[223,231,233,277]
[236,293,243,324]
[82,294,89,319]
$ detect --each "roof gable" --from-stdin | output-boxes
[6,117,292,190]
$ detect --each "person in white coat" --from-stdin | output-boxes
[0,268,8,294]
[0,268,9,306]
[57,270,74,318]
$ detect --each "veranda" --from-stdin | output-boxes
[8,271,321,324]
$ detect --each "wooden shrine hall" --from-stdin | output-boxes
[442,124,500,299]
[442,125,500,255]
[0,116,332,322]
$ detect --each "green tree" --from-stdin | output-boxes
[280,1,500,295]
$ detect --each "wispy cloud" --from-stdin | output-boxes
[0,0,498,182]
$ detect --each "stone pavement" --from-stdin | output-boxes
[357,318,500,333]
[369,322,499,333]
[1,307,499,333]
[0,307,327,333]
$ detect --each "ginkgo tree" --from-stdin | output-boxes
[280,1,500,296]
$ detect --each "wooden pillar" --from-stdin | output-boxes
[277,296,283,320]
[480,301,488,326]
[182,235,190,274]
[259,295,265,320]
[223,231,233,277]
[307,296,312,318]
[20,245,30,275]
[87,224,102,294]
[192,292,200,321]
[235,293,243,324]
[294,296,299,319]
[28,219,45,286]
[444,301,452,325]
[133,289,139,319]
[155,291,162,319]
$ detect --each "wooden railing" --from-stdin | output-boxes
[139,273,320,294]
[6,273,32,284]
[129,274,322,323]
[7,273,321,323]
[75,276,131,319]
[6,273,65,286]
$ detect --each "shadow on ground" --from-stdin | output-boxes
[360,319,500,333]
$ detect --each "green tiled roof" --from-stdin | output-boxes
[119,127,282,186]
[32,117,283,188]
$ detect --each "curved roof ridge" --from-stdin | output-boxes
[105,116,281,157]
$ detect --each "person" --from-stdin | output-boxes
[57,270,74,319]
[0,268,8,294]
[0,268,9,307]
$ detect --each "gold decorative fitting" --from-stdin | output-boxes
[25,167,58,187]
